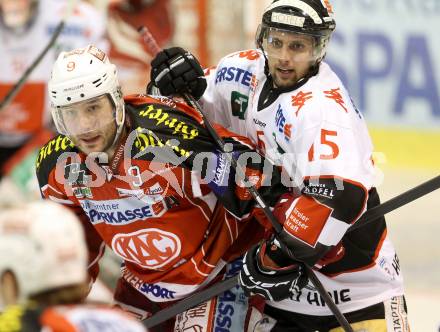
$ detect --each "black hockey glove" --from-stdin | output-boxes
[239,242,308,302]
[149,47,207,100]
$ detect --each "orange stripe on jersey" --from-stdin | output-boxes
[40,308,78,331]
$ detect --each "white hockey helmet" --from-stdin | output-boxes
[48,45,125,141]
[0,201,88,304]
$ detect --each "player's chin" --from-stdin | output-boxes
[76,136,106,154]
[274,76,298,89]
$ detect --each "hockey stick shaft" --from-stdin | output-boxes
[352,175,440,231]
[0,0,78,111]
[139,26,353,331]
[142,174,440,327]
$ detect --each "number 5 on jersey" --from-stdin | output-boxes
[308,129,339,161]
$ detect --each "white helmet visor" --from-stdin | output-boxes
[260,26,327,64]
[52,94,116,136]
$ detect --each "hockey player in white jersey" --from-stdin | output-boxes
[149,0,411,330]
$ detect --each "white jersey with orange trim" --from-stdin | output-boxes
[0,303,147,331]
[0,0,107,147]
[200,49,405,315]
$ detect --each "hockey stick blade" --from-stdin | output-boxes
[0,0,78,111]
[142,174,440,328]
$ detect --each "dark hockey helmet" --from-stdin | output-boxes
[256,0,336,64]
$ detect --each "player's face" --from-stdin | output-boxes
[0,0,33,29]
[264,30,316,88]
[60,95,117,155]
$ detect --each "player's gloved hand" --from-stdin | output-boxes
[271,192,332,266]
[239,241,308,302]
[149,47,207,100]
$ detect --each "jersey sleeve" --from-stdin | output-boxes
[200,50,263,135]
[125,95,288,222]
[274,84,374,265]
[35,141,105,282]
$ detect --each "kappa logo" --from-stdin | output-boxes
[112,229,181,269]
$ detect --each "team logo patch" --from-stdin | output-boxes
[112,228,181,269]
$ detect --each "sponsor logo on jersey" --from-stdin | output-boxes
[291,287,352,307]
[35,136,74,169]
[253,118,266,128]
[116,185,166,205]
[122,266,176,299]
[80,198,158,225]
[134,128,191,158]
[47,24,92,38]
[215,66,254,87]
[138,104,199,140]
[387,296,408,332]
[303,182,336,199]
[213,259,247,332]
[275,105,292,141]
[112,228,181,269]
[213,152,231,186]
[73,186,92,199]
[231,91,249,120]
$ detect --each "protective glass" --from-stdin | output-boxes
[53,94,116,136]
[261,26,326,63]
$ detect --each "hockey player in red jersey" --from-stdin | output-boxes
[0,200,148,332]
[149,0,411,330]
[35,44,295,331]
